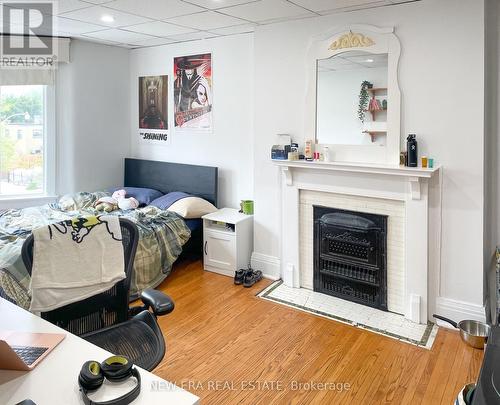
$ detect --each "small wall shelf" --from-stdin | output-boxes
[364,87,387,142]
[362,130,387,142]
[367,87,387,93]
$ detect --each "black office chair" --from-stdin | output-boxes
[22,218,174,371]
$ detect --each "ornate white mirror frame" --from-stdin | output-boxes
[305,24,401,165]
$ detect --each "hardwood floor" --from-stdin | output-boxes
[152,259,483,405]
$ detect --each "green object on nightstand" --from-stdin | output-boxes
[240,200,254,215]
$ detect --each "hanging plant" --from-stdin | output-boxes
[358,80,373,123]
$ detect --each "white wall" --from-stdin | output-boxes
[129,34,254,209]
[56,39,130,194]
[253,0,486,319]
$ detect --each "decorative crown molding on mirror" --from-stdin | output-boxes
[328,31,375,51]
[304,24,402,165]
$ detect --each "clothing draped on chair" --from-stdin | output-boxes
[29,216,125,312]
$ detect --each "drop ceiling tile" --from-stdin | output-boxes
[183,0,262,10]
[61,5,152,27]
[81,0,115,4]
[83,28,157,43]
[74,35,122,46]
[55,17,107,34]
[287,0,384,13]
[129,37,177,47]
[318,1,391,15]
[52,0,92,14]
[220,0,315,23]
[209,23,256,35]
[166,30,219,42]
[166,10,245,30]
[104,0,204,20]
[125,21,195,37]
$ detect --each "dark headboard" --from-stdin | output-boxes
[124,158,218,207]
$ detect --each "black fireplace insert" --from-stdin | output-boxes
[313,206,388,311]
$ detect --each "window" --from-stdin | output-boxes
[0,85,49,196]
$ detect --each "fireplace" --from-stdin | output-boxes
[313,206,388,311]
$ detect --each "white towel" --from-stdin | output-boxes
[29,215,125,312]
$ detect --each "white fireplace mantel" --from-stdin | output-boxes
[273,160,440,200]
[273,159,441,324]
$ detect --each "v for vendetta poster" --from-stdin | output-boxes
[173,53,212,132]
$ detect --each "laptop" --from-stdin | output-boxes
[0,331,65,371]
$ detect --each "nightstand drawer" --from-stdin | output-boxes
[204,229,236,272]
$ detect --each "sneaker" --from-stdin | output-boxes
[243,269,263,288]
[234,269,246,285]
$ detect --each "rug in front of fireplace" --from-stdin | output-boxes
[257,280,438,349]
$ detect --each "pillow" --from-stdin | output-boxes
[167,197,217,219]
[110,187,163,206]
[150,191,191,210]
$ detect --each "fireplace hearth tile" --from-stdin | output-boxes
[257,280,438,349]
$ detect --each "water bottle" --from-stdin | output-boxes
[407,134,418,167]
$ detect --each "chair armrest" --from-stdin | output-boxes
[140,288,175,316]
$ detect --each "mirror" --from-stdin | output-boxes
[305,26,401,164]
[316,51,388,145]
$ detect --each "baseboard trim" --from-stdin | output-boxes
[251,252,280,281]
[435,297,486,326]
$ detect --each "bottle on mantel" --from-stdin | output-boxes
[407,134,418,167]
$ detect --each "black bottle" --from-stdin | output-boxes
[407,134,418,167]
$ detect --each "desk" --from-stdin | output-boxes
[0,297,200,405]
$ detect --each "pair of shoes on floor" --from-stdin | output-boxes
[234,267,263,288]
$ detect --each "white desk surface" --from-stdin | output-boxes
[0,297,200,405]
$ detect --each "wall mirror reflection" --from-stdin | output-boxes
[316,51,388,146]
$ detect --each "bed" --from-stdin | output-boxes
[0,158,218,309]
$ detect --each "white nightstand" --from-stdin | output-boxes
[202,208,254,277]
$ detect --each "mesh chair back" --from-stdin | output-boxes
[21,218,139,336]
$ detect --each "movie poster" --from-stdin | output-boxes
[173,53,212,132]
[138,75,170,143]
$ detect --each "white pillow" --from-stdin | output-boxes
[167,197,217,219]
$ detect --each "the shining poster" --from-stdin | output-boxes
[138,75,169,143]
[173,53,212,132]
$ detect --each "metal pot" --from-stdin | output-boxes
[433,314,491,349]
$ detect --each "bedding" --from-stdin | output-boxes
[184,218,202,232]
[0,191,191,310]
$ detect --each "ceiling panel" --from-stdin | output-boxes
[54,17,107,34]
[83,28,157,44]
[129,37,177,48]
[287,0,388,13]
[61,5,152,27]
[81,0,116,4]
[2,0,420,49]
[166,31,220,42]
[220,0,315,23]
[125,21,196,37]
[51,0,92,14]
[104,0,204,20]
[183,0,262,10]
[209,23,256,35]
[166,10,246,30]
